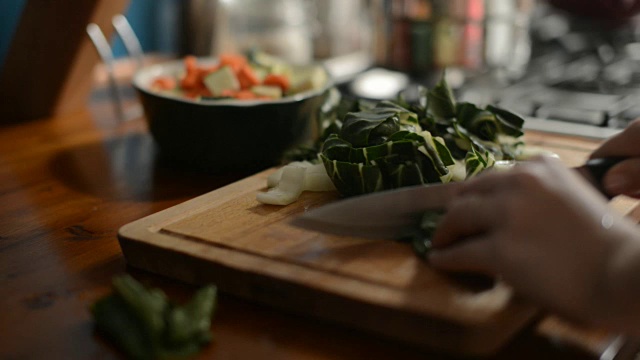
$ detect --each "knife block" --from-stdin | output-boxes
[0,0,129,123]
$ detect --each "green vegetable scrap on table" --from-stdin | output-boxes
[287,71,526,255]
[91,275,217,360]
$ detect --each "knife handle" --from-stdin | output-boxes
[581,157,627,199]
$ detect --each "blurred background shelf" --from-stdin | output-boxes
[3,0,640,137]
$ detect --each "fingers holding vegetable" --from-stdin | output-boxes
[429,192,500,276]
[430,156,565,251]
[427,163,551,278]
[428,156,640,326]
[429,236,497,275]
[601,158,640,198]
[591,120,640,198]
[431,194,498,250]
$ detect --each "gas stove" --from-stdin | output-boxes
[458,7,640,139]
[335,5,640,139]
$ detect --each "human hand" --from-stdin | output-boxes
[429,156,640,328]
[591,119,640,198]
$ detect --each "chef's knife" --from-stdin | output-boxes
[290,157,626,239]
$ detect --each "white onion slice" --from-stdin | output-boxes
[258,162,336,205]
[257,165,306,205]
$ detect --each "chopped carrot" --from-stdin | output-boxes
[218,89,259,100]
[200,88,213,97]
[262,74,290,92]
[220,89,238,98]
[219,54,248,73]
[180,73,199,90]
[157,53,297,100]
[184,55,198,73]
[181,56,201,90]
[236,66,260,90]
[198,65,219,79]
[184,84,210,99]
[182,56,217,94]
[151,77,176,90]
[184,89,200,99]
[234,90,258,100]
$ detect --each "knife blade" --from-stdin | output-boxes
[290,157,626,239]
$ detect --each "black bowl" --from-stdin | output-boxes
[133,59,333,173]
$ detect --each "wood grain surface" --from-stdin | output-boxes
[118,129,639,356]
[119,171,536,356]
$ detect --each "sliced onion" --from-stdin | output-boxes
[258,162,336,206]
[257,165,306,205]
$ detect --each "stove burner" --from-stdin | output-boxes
[460,7,640,137]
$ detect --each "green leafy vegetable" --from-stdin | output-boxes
[319,125,455,195]
[465,146,496,179]
[91,275,217,360]
[315,72,525,198]
[427,72,457,121]
[340,108,401,147]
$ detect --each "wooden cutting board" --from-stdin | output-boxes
[118,131,638,356]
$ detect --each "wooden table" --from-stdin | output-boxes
[0,73,636,359]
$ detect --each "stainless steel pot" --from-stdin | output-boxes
[369,0,537,77]
[186,0,372,65]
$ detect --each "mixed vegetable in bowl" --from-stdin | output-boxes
[132,50,332,173]
[150,51,328,101]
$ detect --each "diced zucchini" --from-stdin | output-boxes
[251,85,282,99]
[248,50,284,68]
[247,49,292,78]
[289,65,327,94]
[203,66,240,96]
[249,65,269,82]
[269,63,293,79]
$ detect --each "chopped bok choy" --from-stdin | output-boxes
[260,70,528,202]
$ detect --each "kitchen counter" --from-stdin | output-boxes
[0,69,638,359]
